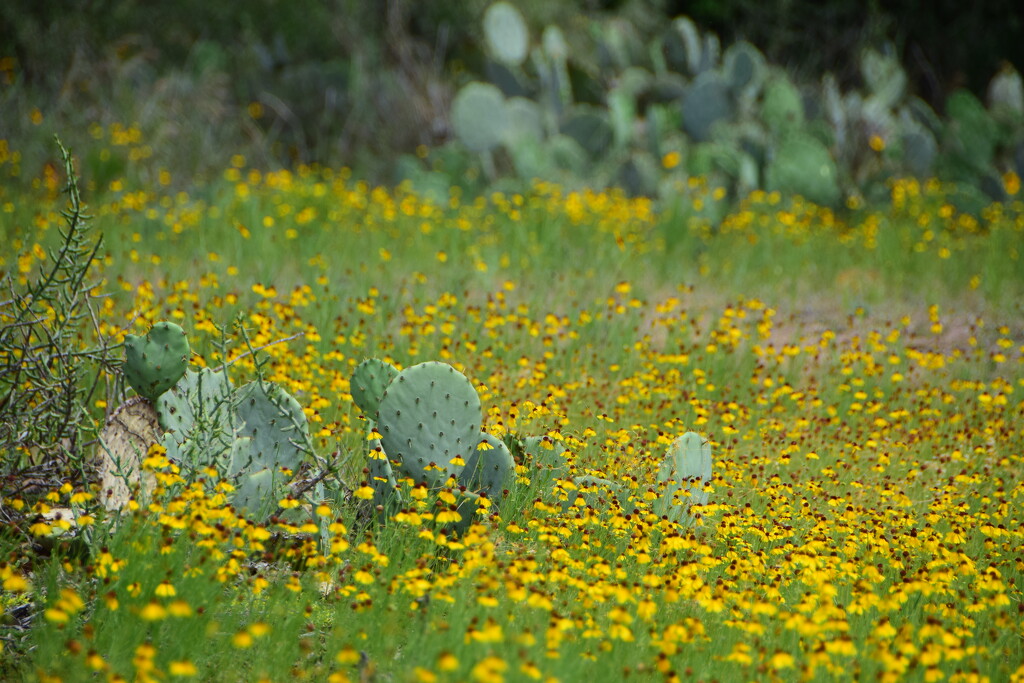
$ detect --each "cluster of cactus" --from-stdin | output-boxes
[350,357,714,532]
[350,359,516,534]
[407,3,1023,213]
[98,322,317,519]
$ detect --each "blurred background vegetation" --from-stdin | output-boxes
[1,0,1022,204]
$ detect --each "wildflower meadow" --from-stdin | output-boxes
[1,125,1022,683]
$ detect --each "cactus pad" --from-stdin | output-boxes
[483,1,529,67]
[350,358,399,418]
[765,132,840,207]
[234,380,309,475]
[376,361,482,487]
[95,397,161,510]
[761,73,804,135]
[461,432,515,502]
[451,82,508,153]
[681,72,734,142]
[123,321,190,402]
[654,432,712,523]
[155,367,234,451]
[366,422,402,519]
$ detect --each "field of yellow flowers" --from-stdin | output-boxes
[1,132,1023,683]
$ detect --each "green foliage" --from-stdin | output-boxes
[122,322,190,403]
[0,139,116,498]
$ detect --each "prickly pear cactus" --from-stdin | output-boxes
[561,106,615,160]
[366,425,402,520]
[654,432,712,524]
[350,358,399,418]
[228,438,275,517]
[123,321,190,402]
[483,1,529,67]
[376,361,482,488]
[155,367,234,456]
[761,73,804,135]
[451,82,508,153]
[461,432,515,503]
[234,380,309,475]
[765,132,841,207]
[95,397,162,510]
[681,71,734,142]
[723,41,765,99]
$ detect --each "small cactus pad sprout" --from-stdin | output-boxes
[350,358,399,418]
[654,432,713,524]
[376,361,482,488]
[123,321,190,402]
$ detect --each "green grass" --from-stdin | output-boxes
[1,142,1023,683]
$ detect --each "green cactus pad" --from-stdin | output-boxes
[123,321,190,402]
[860,48,906,110]
[230,459,275,518]
[450,489,485,537]
[654,432,712,523]
[365,421,402,519]
[461,432,515,503]
[155,367,234,454]
[561,106,615,159]
[765,132,841,207]
[723,41,765,97]
[234,381,308,475]
[501,97,544,146]
[945,90,998,171]
[681,71,734,142]
[483,1,529,67]
[663,16,704,76]
[376,361,482,488]
[451,82,508,153]
[617,152,661,198]
[350,358,399,418]
[761,73,804,135]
